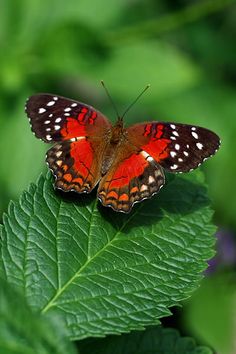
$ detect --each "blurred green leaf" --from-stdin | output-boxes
[0,95,46,198]
[0,278,76,354]
[184,273,235,354]
[1,171,215,340]
[79,326,214,354]
[84,40,201,102]
[65,0,128,28]
[107,0,236,43]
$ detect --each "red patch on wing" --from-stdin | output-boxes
[70,139,93,180]
[142,138,171,162]
[78,107,88,122]
[144,124,152,137]
[60,118,86,140]
[109,153,148,189]
[154,124,164,139]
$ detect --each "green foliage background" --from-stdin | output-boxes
[0,0,236,353]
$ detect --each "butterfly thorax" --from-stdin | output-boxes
[110,117,124,143]
[101,117,126,175]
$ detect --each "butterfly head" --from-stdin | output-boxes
[115,116,124,127]
[101,80,150,126]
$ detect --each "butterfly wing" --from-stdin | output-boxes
[127,122,220,172]
[26,94,112,192]
[98,121,220,212]
[25,93,111,142]
[97,142,165,213]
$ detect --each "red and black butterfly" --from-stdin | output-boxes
[25,92,220,213]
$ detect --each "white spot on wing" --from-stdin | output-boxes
[141,150,153,161]
[47,101,55,106]
[148,176,155,184]
[53,96,58,100]
[46,135,52,141]
[56,151,62,157]
[56,160,63,166]
[39,108,46,114]
[170,164,178,170]
[170,151,176,157]
[175,144,180,150]
[141,151,149,159]
[170,124,176,129]
[49,113,53,118]
[44,120,50,124]
[55,125,61,130]
[147,156,154,162]
[173,131,179,137]
[184,151,189,156]
[71,103,77,107]
[69,136,85,142]
[64,107,71,112]
[55,117,62,123]
[196,142,203,150]
[191,131,198,139]
[140,184,148,192]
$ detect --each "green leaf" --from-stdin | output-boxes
[79,326,214,354]
[184,273,235,354]
[0,277,76,354]
[84,40,201,102]
[0,95,46,198]
[0,171,216,340]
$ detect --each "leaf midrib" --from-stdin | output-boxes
[41,202,142,314]
[40,234,204,311]
[40,204,209,314]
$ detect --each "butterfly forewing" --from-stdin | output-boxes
[25,93,111,142]
[127,122,220,173]
[26,93,112,193]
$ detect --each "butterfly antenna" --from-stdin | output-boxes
[121,84,150,119]
[101,80,120,119]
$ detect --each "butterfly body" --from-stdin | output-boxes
[100,118,126,175]
[25,93,220,213]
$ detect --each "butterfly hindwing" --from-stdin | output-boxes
[46,137,106,193]
[127,122,220,173]
[25,93,111,142]
[97,145,165,212]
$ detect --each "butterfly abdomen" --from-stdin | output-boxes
[101,123,127,175]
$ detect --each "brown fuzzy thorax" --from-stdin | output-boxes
[101,118,126,175]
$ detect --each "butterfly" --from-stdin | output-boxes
[25,93,220,213]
